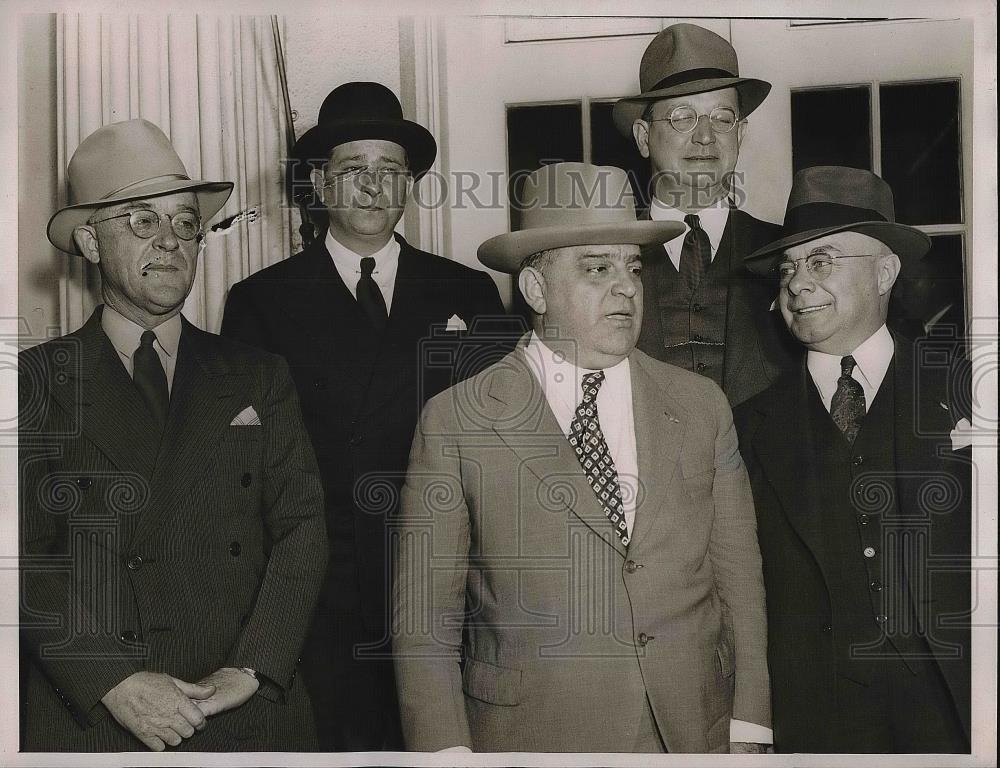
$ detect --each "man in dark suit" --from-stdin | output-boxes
[614,23,797,406]
[19,119,328,751]
[735,166,971,753]
[221,81,508,751]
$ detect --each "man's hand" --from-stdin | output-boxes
[192,667,260,717]
[730,741,772,754]
[101,671,215,751]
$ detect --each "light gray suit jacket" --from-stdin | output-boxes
[392,343,769,752]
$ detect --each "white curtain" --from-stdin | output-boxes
[56,14,295,334]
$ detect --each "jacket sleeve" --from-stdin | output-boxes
[221,280,274,354]
[224,354,328,691]
[392,391,474,750]
[706,384,771,730]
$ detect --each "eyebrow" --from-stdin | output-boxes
[330,154,405,166]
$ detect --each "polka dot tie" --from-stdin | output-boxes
[568,371,630,546]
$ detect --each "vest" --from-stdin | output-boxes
[653,248,728,388]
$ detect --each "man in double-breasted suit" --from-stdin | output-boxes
[19,119,328,751]
[614,23,798,406]
[221,82,508,750]
[393,163,771,753]
[735,166,971,752]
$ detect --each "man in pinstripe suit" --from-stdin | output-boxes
[19,119,328,751]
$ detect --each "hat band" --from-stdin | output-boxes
[785,201,889,236]
[104,174,192,199]
[650,67,738,93]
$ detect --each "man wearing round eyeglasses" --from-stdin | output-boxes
[20,119,329,752]
[735,166,971,753]
[221,82,508,751]
[614,23,797,409]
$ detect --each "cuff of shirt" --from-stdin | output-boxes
[730,719,774,744]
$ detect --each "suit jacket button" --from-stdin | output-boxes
[864,546,876,558]
[637,632,653,647]
[126,555,143,571]
[692,303,705,312]
[870,580,883,592]
[75,477,93,490]
[858,514,869,525]
[695,362,708,372]
[821,624,832,633]
[348,435,363,447]
[313,378,328,390]
[625,560,640,574]
[852,455,865,466]
[875,614,888,625]
[230,541,242,557]
[120,630,138,643]
[241,473,253,488]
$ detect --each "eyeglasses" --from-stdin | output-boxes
[323,165,412,187]
[775,253,875,286]
[89,209,203,241]
[646,105,740,135]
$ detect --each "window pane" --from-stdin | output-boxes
[589,100,652,211]
[888,234,966,339]
[506,103,583,230]
[791,86,872,173]
[880,80,962,225]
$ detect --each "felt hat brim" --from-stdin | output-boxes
[292,118,437,178]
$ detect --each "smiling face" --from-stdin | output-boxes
[73,191,201,329]
[312,139,410,256]
[778,231,901,354]
[632,87,746,212]
[519,244,643,369]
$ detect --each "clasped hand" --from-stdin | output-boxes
[101,667,259,751]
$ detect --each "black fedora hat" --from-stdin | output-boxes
[292,82,437,178]
[613,23,771,137]
[745,166,931,275]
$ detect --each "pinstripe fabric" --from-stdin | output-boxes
[19,307,328,751]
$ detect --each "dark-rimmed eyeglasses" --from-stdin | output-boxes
[775,253,875,286]
[322,165,412,188]
[89,209,203,241]
[646,105,741,135]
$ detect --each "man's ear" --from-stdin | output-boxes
[310,167,326,201]
[877,252,902,295]
[632,119,651,159]
[736,119,749,150]
[73,226,100,265]
[518,267,547,315]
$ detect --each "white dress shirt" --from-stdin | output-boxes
[522,332,639,535]
[101,305,181,394]
[326,230,401,313]
[807,324,894,413]
[648,197,730,271]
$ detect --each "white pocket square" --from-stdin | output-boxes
[950,417,973,450]
[231,406,261,426]
[445,313,467,332]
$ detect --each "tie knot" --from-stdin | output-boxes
[580,370,605,402]
[840,355,857,377]
[360,257,376,278]
[139,330,157,351]
[683,213,702,231]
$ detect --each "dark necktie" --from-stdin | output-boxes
[133,330,169,430]
[830,355,866,444]
[567,371,630,546]
[679,213,712,293]
[357,256,388,331]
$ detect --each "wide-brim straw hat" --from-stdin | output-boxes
[744,165,931,275]
[47,119,233,254]
[612,23,771,137]
[478,162,684,274]
[292,81,436,178]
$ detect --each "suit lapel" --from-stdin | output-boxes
[624,352,685,550]
[56,309,159,477]
[487,345,627,558]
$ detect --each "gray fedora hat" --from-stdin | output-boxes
[744,165,931,275]
[478,162,684,274]
[47,119,233,254]
[612,23,771,137]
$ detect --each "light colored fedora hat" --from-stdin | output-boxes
[745,166,931,275]
[612,23,771,137]
[478,162,684,274]
[47,119,234,254]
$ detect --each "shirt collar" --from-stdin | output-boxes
[325,230,401,272]
[807,324,894,397]
[648,196,730,253]
[101,304,182,358]
[523,331,631,407]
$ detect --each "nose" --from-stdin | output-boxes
[355,168,382,197]
[785,260,814,296]
[613,268,640,298]
[152,216,179,251]
[691,114,716,145]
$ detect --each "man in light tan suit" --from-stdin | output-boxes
[392,163,771,753]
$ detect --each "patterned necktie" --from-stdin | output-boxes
[133,330,169,430]
[830,355,866,444]
[679,213,712,293]
[357,256,388,330]
[567,371,630,546]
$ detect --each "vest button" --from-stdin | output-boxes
[870,580,882,592]
[126,555,143,571]
[75,477,93,490]
[855,484,865,496]
[229,541,242,557]
[821,624,832,633]
[120,630,138,643]
[863,546,876,558]
[875,614,888,625]
[348,435,363,447]
[852,455,865,466]
[858,513,869,525]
